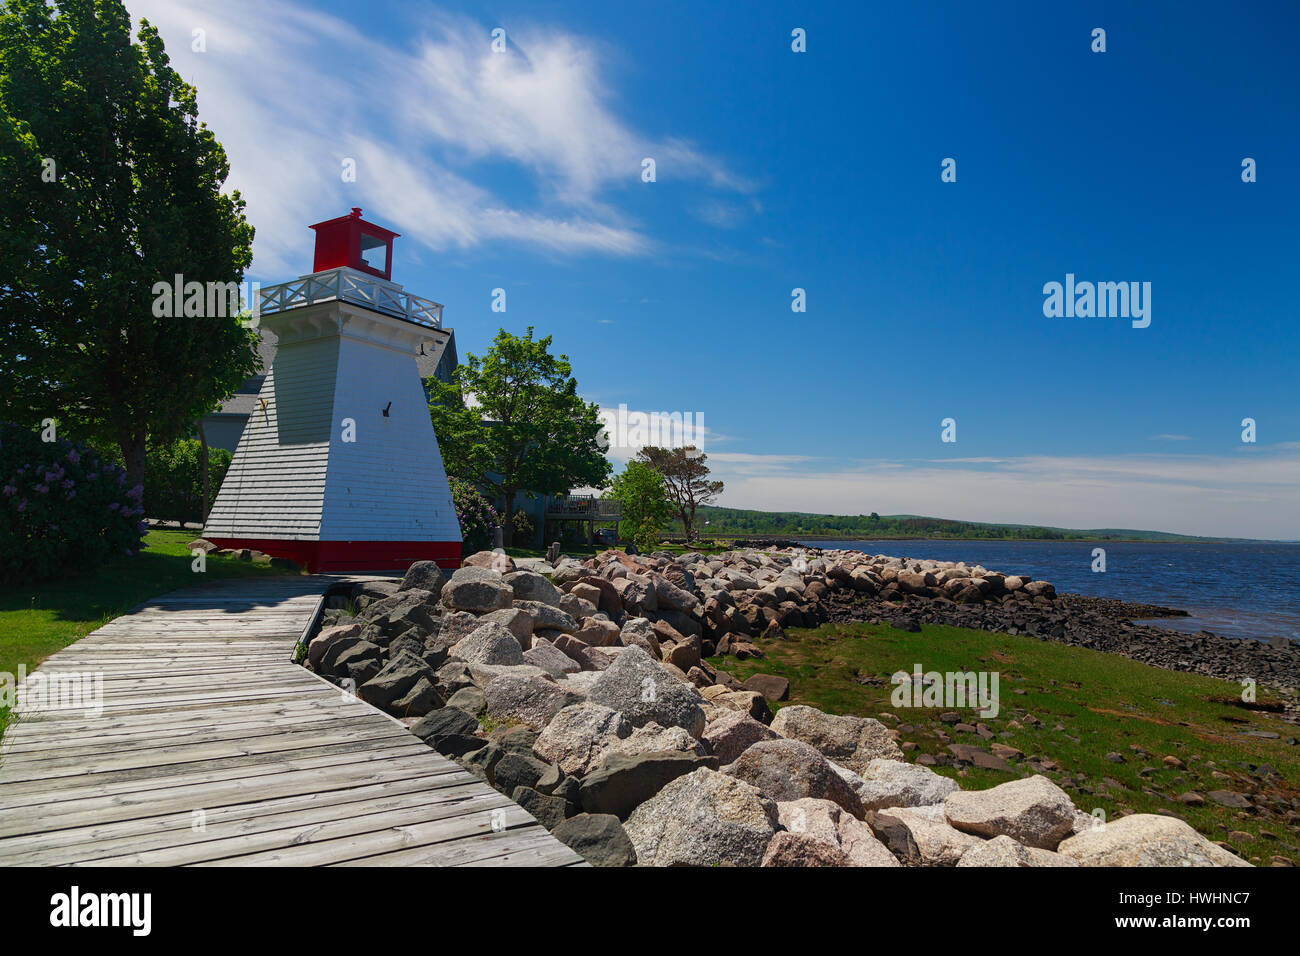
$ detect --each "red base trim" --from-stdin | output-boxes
[206,537,462,573]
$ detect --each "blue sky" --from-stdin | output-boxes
[126,0,1300,538]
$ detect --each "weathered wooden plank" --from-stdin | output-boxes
[81,785,514,866]
[0,774,479,864]
[0,576,580,867]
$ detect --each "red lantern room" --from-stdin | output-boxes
[309,207,400,280]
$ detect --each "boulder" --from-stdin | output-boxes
[357,651,442,716]
[523,640,582,678]
[399,560,446,598]
[957,835,1080,867]
[532,703,633,776]
[608,722,708,760]
[770,704,903,773]
[743,673,790,701]
[777,797,901,867]
[574,618,621,647]
[865,811,923,866]
[551,813,637,867]
[387,628,449,671]
[513,600,580,635]
[1056,814,1251,867]
[478,607,533,646]
[440,566,512,613]
[493,752,553,795]
[504,570,564,607]
[450,622,526,666]
[463,550,516,573]
[483,674,583,728]
[619,617,662,659]
[445,685,486,716]
[321,637,383,683]
[701,710,780,765]
[853,758,960,811]
[724,738,864,817]
[588,646,706,737]
[623,768,779,867]
[306,622,361,669]
[761,831,852,867]
[884,804,983,866]
[578,750,718,819]
[511,786,571,829]
[560,593,598,622]
[613,575,657,612]
[651,573,700,612]
[357,590,439,640]
[942,775,1078,850]
[410,707,482,756]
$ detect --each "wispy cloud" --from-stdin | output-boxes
[125,0,750,275]
[1149,433,1192,441]
[703,447,1300,539]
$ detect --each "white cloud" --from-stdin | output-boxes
[124,0,748,275]
[705,448,1300,540]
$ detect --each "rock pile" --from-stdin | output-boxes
[297,547,1254,867]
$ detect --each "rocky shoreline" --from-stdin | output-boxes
[291,544,1281,867]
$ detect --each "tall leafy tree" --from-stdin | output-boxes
[636,445,723,542]
[425,376,494,482]
[0,0,258,499]
[433,327,610,546]
[604,459,672,552]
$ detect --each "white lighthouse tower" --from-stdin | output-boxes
[204,208,462,571]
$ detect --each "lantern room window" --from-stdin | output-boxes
[359,232,389,274]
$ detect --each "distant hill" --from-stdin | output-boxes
[681,506,1249,542]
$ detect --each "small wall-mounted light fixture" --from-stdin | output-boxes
[382,401,392,418]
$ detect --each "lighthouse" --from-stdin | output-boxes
[203,208,462,571]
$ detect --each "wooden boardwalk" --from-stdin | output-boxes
[0,576,584,866]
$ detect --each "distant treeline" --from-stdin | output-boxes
[676,507,1208,542]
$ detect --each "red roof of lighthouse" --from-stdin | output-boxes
[308,207,401,280]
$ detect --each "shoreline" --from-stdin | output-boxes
[784,545,1299,713]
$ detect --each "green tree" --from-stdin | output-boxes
[0,0,258,500]
[425,377,494,481]
[636,445,723,543]
[605,460,671,552]
[436,327,610,546]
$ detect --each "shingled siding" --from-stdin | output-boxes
[204,337,339,540]
[318,336,461,543]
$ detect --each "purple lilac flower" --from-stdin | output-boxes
[67,448,80,465]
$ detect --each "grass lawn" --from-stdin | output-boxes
[0,529,299,680]
[712,620,1299,867]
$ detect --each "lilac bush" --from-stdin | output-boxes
[448,476,499,553]
[0,423,146,584]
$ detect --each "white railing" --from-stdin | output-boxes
[257,268,443,328]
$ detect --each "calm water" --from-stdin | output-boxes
[799,539,1300,643]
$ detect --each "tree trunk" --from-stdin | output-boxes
[502,489,516,547]
[198,421,210,525]
[121,430,147,510]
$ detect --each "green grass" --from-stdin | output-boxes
[712,620,1299,866]
[0,529,299,681]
